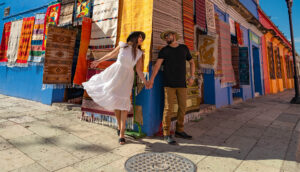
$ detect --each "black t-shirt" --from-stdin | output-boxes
[158,44,192,88]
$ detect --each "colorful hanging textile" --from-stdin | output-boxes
[231,44,240,88]
[28,14,46,63]
[0,22,12,63]
[7,20,23,67]
[239,47,250,85]
[16,17,35,66]
[74,0,91,26]
[235,22,244,46]
[73,17,92,85]
[120,0,153,73]
[152,0,183,63]
[206,0,216,33]
[182,0,194,50]
[90,0,119,49]
[58,0,74,26]
[42,3,61,51]
[43,25,76,84]
[229,17,236,36]
[195,0,206,30]
[216,18,235,87]
[198,34,218,73]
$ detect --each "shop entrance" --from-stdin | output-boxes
[252,46,263,96]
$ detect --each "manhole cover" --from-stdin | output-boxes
[125,152,196,172]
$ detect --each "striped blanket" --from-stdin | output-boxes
[7,20,23,67]
[0,22,11,63]
[58,0,74,26]
[195,0,206,30]
[183,0,194,50]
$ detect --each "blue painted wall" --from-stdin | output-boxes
[0,0,64,104]
[239,0,259,19]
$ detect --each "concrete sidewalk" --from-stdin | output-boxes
[0,91,300,172]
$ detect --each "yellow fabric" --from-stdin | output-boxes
[119,0,153,73]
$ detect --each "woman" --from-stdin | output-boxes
[82,31,148,145]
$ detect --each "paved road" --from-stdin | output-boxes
[0,91,299,172]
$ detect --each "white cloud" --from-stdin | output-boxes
[294,37,300,43]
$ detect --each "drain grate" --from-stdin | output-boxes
[125,152,196,172]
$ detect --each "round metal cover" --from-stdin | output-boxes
[125,152,196,172]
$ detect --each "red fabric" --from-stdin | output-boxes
[235,22,244,46]
[183,0,194,50]
[195,0,206,30]
[0,22,12,62]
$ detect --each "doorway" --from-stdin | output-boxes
[252,46,263,95]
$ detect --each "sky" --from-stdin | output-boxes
[260,0,300,53]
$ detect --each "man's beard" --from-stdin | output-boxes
[167,40,173,44]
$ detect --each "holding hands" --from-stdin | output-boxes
[145,79,154,89]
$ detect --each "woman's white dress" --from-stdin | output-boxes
[82,42,143,111]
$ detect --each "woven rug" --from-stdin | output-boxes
[195,0,206,30]
[7,20,23,67]
[152,0,183,62]
[73,17,92,85]
[58,0,74,26]
[206,0,216,33]
[74,0,91,26]
[0,22,11,63]
[198,34,218,73]
[28,14,46,63]
[231,44,240,88]
[89,0,119,49]
[43,25,77,84]
[42,3,61,51]
[16,17,35,66]
[217,18,235,87]
[183,0,194,50]
[239,47,250,85]
[235,22,244,46]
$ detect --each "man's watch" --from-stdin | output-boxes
[190,76,195,80]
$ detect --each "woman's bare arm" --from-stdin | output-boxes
[136,55,147,85]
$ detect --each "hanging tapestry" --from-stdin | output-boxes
[239,47,250,85]
[217,18,235,86]
[235,22,244,46]
[120,0,153,73]
[183,0,194,50]
[198,34,218,73]
[90,0,119,49]
[58,0,74,26]
[0,22,12,63]
[229,17,236,36]
[195,0,206,30]
[206,0,216,33]
[28,14,46,63]
[274,48,282,79]
[43,25,77,84]
[153,0,183,63]
[42,3,61,51]
[73,17,92,85]
[16,17,35,66]
[74,0,91,26]
[7,20,23,67]
[231,44,240,88]
[267,43,276,79]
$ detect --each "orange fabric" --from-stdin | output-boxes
[73,17,92,85]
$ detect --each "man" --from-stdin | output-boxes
[148,31,196,145]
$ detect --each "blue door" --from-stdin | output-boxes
[252,46,263,95]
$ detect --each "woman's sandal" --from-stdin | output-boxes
[117,130,120,136]
[119,138,126,145]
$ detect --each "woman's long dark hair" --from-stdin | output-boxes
[126,31,145,60]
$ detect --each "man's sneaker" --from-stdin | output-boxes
[175,131,192,139]
[164,135,176,145]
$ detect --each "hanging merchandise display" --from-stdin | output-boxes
[7,20,23,67]
[43,25,77,84]
[90,0,119,49]
[205,0,216,33]
[231,44,240,89]
[73,17,92,85]
[239,47,250,85]
[119,0,153,73]
[0,22,12,63]
[229,17,236,36]
[198,34,218,73]
[58,0,75,26]
[195,0,206,30]
[74,0,91,26]
[235,22,244,46]
[182,0,194,50]
[152,0,183,63]
[28,13,46,63]
[16,17,35,66]
[42,3,61,50]
[216,18,236,87]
